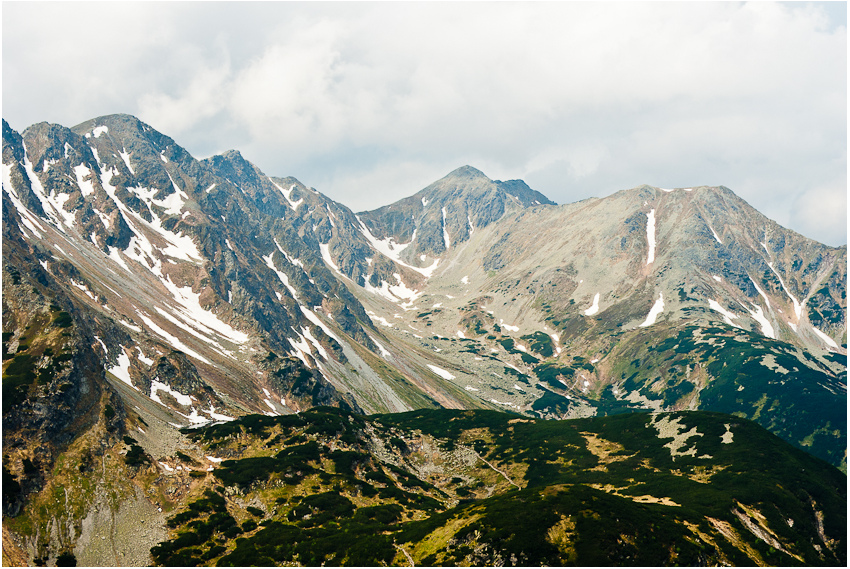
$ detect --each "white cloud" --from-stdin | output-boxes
[138,62,232,134]
[2,2,845,245]
[790,182,848,247]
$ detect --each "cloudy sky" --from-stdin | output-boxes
[3,1,846,245]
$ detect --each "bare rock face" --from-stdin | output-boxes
[357,165,556,267]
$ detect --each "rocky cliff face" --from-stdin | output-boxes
[357,165,556,269]
[2,115,476,420]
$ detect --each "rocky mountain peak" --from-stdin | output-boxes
[218,148,248,163]
[354,165,557,266]
[443,164,490,181]
[419,165,555,207]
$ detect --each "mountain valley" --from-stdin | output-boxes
[2,114,846,566]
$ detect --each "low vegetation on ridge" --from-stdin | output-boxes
[149,407,845,566]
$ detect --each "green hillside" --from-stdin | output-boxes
[151,407,846,566]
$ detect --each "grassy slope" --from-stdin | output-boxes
[150,407,846,567]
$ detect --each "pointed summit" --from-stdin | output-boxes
[443,165,490,181]
[428,165,555,206]
[356,166,556,264]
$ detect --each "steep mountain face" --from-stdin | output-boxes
[356,165,556,272]
[2,113,846,565]
[154,407,846,566]
[2,115,482,417]
[1,115,486,562]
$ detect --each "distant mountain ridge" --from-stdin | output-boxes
[2,113,845,565]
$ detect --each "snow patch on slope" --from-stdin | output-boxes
[639,293,665,327]
[96,163,203,271]
[119,148,134,174]
[2,162,47,238]
[107,347,138,390]
[263,252,299,300]
[150,379,193,407]
[709,225,722,244]
[743,303,775,339]
[427,365,455,380]
[584,293,600,316]
[708,299,740,328]
[269,179,303,210]
[74,164,96,197]
[136,312,212,365]
[811,326,839,349]
[749,277,772,310]
[646,209,656,265]
[22,146,72,231]
[369,336,391,358]
[767,262,803,320]
[160,276,249,345]
[442,207,451,248]
[137,347,154,366]
[356,216,439,277]
[366,311,394,328]
[301,306,341,343]
[274,238,305,268]
[319,242,341,274]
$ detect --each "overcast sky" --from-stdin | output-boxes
[3,1,846,245]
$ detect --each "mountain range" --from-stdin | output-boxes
[2,114,846,565]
